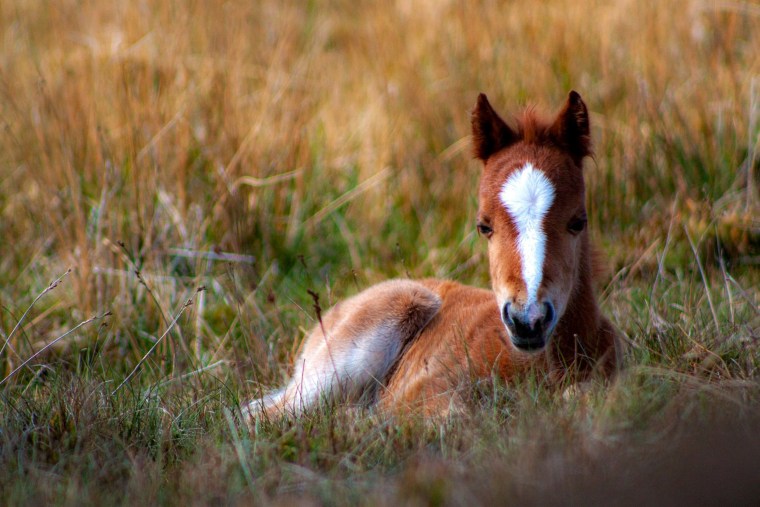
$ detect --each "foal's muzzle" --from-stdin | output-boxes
[502,301,556,351]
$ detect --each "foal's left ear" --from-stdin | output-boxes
[471,93,518,162]
[551,91,591,164]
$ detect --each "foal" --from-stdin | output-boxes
[243,91,620,420]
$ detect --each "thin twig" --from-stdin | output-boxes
[302,168,390,230]
[118,241,203,376]
[111,294,197,395]
[0,310,110,387]
[155,359,228,388]
[167,248,255,264]
[647,197,678,333]
[307,289,343,400]
[232,169,302,190]
[724,273,760,317]
[683,226,720,332]
[0,269,72,360]
[116,241,177,328]
[136,106,186,162]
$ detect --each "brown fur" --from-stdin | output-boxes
[242,92,620,422]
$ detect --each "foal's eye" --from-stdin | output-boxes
[568,215,587,235]
[477,223,493,238]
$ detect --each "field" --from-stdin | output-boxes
[1,0,759,504]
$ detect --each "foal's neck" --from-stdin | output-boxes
[549,239,607,378]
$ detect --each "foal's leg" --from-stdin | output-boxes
[242,280,441,422]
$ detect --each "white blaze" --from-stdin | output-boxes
[499,163,555,305]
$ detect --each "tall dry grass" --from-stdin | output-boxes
[0,0,758,504]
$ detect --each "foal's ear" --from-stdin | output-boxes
[551,90,591,163]
[471,93,518,162]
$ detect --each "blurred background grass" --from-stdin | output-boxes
[0,0,759,504]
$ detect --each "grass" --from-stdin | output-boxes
[1,0,759,504]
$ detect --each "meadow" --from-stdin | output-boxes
[1,0,759,504]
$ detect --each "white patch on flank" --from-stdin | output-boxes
[499,163,555,305]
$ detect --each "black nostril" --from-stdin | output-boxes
[512,314,542,339]
[503,303,513,325]
[543,301,555,325]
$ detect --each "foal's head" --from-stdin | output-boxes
[472,91,593,352]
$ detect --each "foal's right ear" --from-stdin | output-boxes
[550,90,592,164]
[471,94,518,162]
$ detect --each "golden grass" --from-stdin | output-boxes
[0,4,758,502]
[0,0,760,505]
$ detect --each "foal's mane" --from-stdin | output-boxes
[514,107,553,144]
[512,106,593,161]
